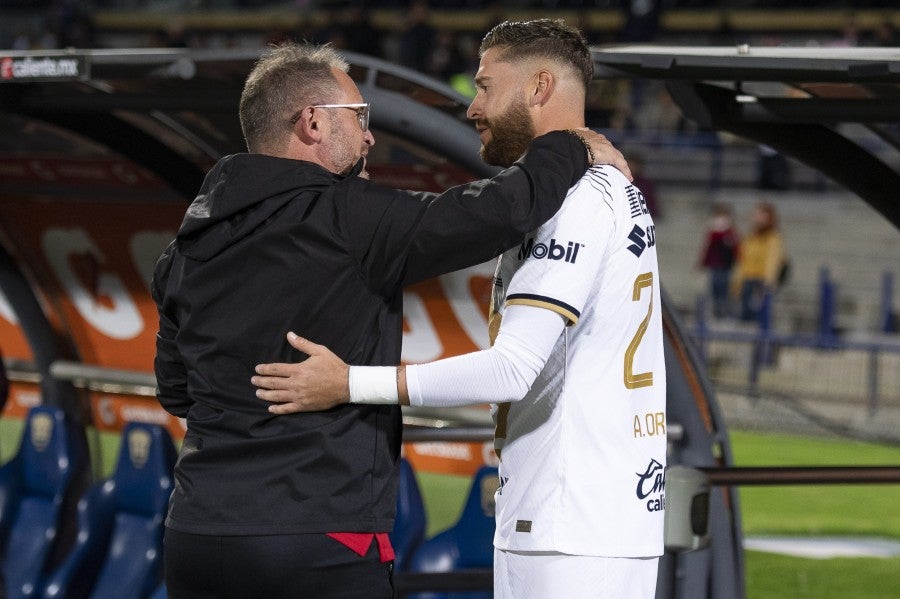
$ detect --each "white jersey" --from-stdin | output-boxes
[490,165,666,557]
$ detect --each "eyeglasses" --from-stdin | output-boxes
[291,103,370,132]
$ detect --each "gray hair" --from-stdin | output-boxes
[239,43,349,154]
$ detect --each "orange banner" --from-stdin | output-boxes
[1,163,502,474]
[405,440,499,477]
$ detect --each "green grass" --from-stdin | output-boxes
[416,471,473,537]
[413,430,900,599]
[729,430,900,539]
[745,551,899,599]
[728,431,900,599]
[729,430,900,468]
[0,417,25,463]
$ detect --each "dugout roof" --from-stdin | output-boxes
[0,47,485,203]
[4,45,900,227]
[592,45,900,228]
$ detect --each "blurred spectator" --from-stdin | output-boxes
[11,27,33,50]
[732,201,787,322]
[587,78,632,130]
[619,0,661,43]
[339,5,382,57]
[625,151,660,219]
[756,144,792,190]
[715,15,750,46]
[428,29,458,79]
[864,18,900,46]
[46,0,94,48]
[312,12,345,49]
[447,32,479,97]
[699,203,740,319]
[399,0,436,73]
[483,1,506,34]
[632,84,690,136]
[828,17,860,47]
[619,0,662,113]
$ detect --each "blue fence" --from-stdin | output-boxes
[691,270,900,414]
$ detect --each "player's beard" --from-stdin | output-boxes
[480,95,536,168]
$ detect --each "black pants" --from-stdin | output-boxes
[164,529,394,599]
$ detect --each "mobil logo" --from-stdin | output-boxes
[517,237,585,264]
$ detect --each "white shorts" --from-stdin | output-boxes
[493,549,659,599]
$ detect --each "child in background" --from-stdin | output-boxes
[699,203,740,318]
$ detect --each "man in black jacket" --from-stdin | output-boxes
[153,43,624,598]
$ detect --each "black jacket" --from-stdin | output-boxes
[152,131,588,535]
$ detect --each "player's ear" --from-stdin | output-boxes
[530,70,555,107]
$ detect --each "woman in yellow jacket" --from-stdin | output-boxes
[732,201,786,321]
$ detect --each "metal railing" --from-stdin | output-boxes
[691,269,900,415]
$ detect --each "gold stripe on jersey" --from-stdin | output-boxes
[505,296,579,325]
[488,308,502,346]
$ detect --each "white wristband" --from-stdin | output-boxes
[348,366,399,405]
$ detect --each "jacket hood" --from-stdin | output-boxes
[176,154,357,261]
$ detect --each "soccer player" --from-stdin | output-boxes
[154,41,626,599]
[254,20,666,598]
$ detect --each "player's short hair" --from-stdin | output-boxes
[239,43,349,153]
[479,19,593,92]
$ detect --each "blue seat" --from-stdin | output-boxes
[148,581,166,599]
[0,406,89,599]
[40,422,177,599]
[407,465,499,599]
[391,458,427,572]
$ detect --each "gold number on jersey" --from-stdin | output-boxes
[624,272,654,389]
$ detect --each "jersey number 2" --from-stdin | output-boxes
[624,272,654,389]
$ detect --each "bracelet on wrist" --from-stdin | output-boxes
[565,129,594,165]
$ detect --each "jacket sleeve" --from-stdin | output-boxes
[402,130,588,285]
[151,242,192,418]
[342,130,589,293]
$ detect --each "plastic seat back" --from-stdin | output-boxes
[40,422,176,599]
[407,465,499,599]
[88,423,176,599]
[0,406,87,599]
[148,581,167,599]
[391,458,427,572]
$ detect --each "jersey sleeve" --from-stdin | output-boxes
[504,167,621,325]
[405,303,566,407]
